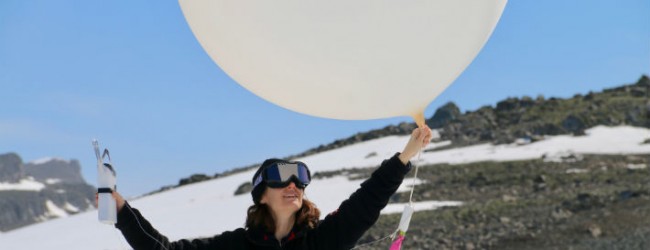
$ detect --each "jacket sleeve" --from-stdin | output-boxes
[310,153,412,249]
[115,202,232,250]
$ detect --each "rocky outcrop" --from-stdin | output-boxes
[436,75,649,145]
[0,154,95,232]
[24,158,86,184]
[427,102,461,128]
[0,153,23,183]
[291,75,649,154]
[178,174,211,186]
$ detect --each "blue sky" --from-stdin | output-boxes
[1,1,648,197]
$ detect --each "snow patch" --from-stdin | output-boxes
[298,126,650,172]
[29,157,68,165]
[381,201,463,214]
[45,200,68,218]
[515,138,532,145]
[64,203,80,213]
[430,129,441,140]
[543,151,583,163]
[627,163,647,170]
[35,214,48,222]
[566,168,589,174]
[0,177,45,191]
[417,126,650,166]
[45,178,62,185]
[396,178,426,193]
[424,140,453,151]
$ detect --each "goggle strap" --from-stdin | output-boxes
[253,174,264,188]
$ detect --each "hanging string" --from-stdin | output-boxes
[353,148,423,249]
[351,228,400,249]
[408,150,422,205]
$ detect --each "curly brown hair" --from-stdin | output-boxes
[245,198,321,233]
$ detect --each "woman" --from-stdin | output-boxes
[111,126,432,249]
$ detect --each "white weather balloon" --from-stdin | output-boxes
[179,0,507,122]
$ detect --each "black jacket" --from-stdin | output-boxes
[115,154,412,250]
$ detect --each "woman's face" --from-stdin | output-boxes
[260,181,304,215]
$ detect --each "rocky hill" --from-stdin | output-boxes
[304,75,649,151]
[0,153,95,232]
[164,75,649,190]
[434,75,649,146]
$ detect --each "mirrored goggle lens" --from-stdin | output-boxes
[265,162,310,186]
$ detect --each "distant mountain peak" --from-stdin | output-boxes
[0,153,94,232]
[24,158,85,185]
[28,157,69,165]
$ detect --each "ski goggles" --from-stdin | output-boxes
[253,161,311,189]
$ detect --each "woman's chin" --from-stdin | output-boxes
[283,199,302,211]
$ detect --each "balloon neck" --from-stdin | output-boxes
[411,110,426,128]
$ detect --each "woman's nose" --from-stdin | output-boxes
[285,181,297,189]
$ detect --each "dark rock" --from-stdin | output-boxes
[636,75,650,87]
[520,96,535,108]
[390,193,401,203]
[428,102,461,128]
[532,123,565,136]
[646,101,650,123]
[494,130,516,145]
[0,153,23,183]
[631,88,646,97]
[179,174,211,186]
[469,172,488,187]
[234,182,252,196]
[577,193,591,203]
[533,175,547,191]
[561,114,586,135]
[626,110,641,124]
[618,190,643,201]
[496,98,519,112]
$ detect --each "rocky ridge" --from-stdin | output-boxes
[0,154,95,232]
[163,75,649,190]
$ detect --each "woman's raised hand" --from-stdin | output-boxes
[95,191,127,212]
[398,125,433,165]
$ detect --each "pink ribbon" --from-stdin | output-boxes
[389,234,405,250]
